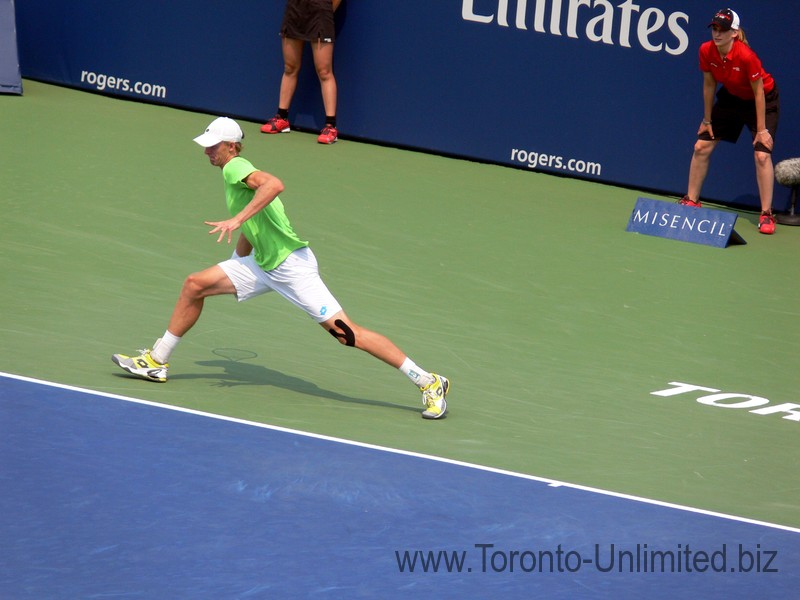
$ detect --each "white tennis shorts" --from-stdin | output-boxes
[218,247,342,323]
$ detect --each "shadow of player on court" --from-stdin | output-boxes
[168,347,419,414]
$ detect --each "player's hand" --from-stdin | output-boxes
[754,129,773,152]
[698,121,714,140]
[204,219,240,243]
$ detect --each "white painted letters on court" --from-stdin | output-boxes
[652,382,800,422]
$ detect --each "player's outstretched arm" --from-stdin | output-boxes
[205,171,284,243]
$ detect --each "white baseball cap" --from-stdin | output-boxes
[193,117,244,147]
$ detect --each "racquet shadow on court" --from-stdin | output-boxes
[147,347,421,413]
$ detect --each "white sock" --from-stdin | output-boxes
[151,331,181,364]
[400,357,434,388]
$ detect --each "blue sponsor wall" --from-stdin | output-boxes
[14,1,798,208]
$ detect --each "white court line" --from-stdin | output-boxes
[3,371,799,535]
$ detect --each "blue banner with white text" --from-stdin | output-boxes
[0,0,22,94]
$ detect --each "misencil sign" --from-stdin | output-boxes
[626,198,745,248]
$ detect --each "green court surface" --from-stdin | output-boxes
[2,81,799,529]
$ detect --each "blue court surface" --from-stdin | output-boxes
[2,373,798,599]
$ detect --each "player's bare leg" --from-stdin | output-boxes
[321,312,450,418]
[166,265,236,337]
[687,139,718,202]
[321,311,405,367]
[112,266,235,382]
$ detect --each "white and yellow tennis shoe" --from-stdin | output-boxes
[420,373,450,420]
[112,349,168,382]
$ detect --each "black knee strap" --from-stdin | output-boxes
[329,319,356,347]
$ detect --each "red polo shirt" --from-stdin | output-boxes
[699,39,775,100]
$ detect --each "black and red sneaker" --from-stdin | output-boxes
[317,125,338,144]
[758,211,776,235]
[260,115,291,134]
[678,195,702,208]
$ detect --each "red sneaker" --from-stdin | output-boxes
[758,212,776,235]
[317,125,338,144]
[260,116,290,134]
[678,195,702,208]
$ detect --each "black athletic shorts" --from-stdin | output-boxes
[699,85,780,154]
[280,0,336,43]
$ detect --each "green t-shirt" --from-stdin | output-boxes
[222,156,308,271]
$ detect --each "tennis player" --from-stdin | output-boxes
[113,117,449,419]
[678,8,780,235]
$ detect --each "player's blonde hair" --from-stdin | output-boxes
[736,27,750,47]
